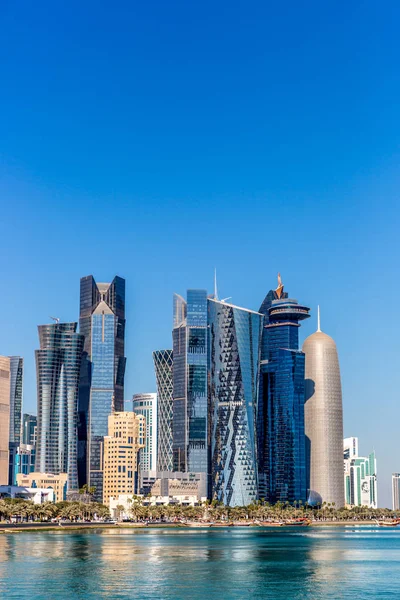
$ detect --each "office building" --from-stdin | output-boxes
[392,473,400,511]
[22,414,37,446]
[0,357,11,485]
[208,298,263,506]
[344,444,377,508]
[172,290,208,473]
[303,309,344,508]
[17,472,68,502]
[78,275,126,500]
[153,350,173,471]
[344,437,359,460]
[132,393,157,473]
[35,322,84,491]
[103,411,145,506]
[8,357,23,485]
[257,276,310,504]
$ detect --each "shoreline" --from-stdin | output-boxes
[0,520,392,533]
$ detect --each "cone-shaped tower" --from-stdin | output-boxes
[302,310,344,508]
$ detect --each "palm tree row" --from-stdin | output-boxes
[117,497,400,523]
[0,498,110,523]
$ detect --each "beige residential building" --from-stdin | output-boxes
[0,357,11,485]
[103,411,145,506]
[16,472,68,502]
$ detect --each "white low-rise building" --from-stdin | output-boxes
[109,493,206,519]
[0,485,55,504]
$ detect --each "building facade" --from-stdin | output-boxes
[344,437,359,460]
[78,275,126,500]
[35,322,84,491]
[392,473,400,511]
[103,411,145,506]
[344,447,377,509]
[257,277,310,504]
[172,290,208,474]
[0,357,11,485]
[303,312,344,508]
[208,298,263,506]
[8,357,24,485]
[16,472,68,502]
[132,393,157,473]
[22,414,37,446]
[153,350,173,472]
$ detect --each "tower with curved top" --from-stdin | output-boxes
[258,275,310,503]
[302,310,344,508]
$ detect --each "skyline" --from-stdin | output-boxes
[1,1,399,508]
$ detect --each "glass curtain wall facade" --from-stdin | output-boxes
[257,278,310,504]
[35,323,84,491]
[132,393,157,472]
[22,414,37,446]
[208,299,263,507]
[78,275,126,499]
[8,357,23,485]
[172,290,208,474]
[153,350,174,471]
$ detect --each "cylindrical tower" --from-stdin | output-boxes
[302,313,344,508]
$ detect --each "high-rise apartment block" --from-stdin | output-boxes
[103,411,145,506]
[344,440,377,508]
[172,290,208,473]
[208,298,263,506]
[392,473,400,511]
[0,357,11,485]
[35,322,83,491]
[153,350,173,472]
[303,311,344,508]
[132,393,157,473]
[78,275,126,500]
[257,276,310,504]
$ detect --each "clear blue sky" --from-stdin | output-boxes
[1,1,399,507]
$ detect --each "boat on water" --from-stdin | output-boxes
[184,521,213,528]
[284,518,311,526]
[256,521,284,527]
[376,519,400,527]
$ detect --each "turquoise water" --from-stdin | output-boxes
[1,526,399,599]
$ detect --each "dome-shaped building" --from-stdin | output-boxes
[302,310,344,508]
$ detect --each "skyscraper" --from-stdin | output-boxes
[257,276,310,504]
[172,290,208,473]
[132,393,157,473]
[8,357,23,485]
[22,414,37,446]
[103,411,145,506]
[208,298,263,506]
[392,473,400,511]
[35,322,84,491]
[153,350,173,471]
[0,356,11,485]
[78,275,126,499]
[303,311,344,508]
[344,445,377,508]
[8,357,23,445]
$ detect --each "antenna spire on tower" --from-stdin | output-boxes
[214,268,219,300]
[317,305,321,332]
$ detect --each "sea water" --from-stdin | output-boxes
[0,526,399,599]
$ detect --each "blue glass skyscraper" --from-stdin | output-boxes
[257,276,310,504]
[172,290,208,474]
[78,275,126,499]
[208,298,263,506]
[35,322,84,491]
